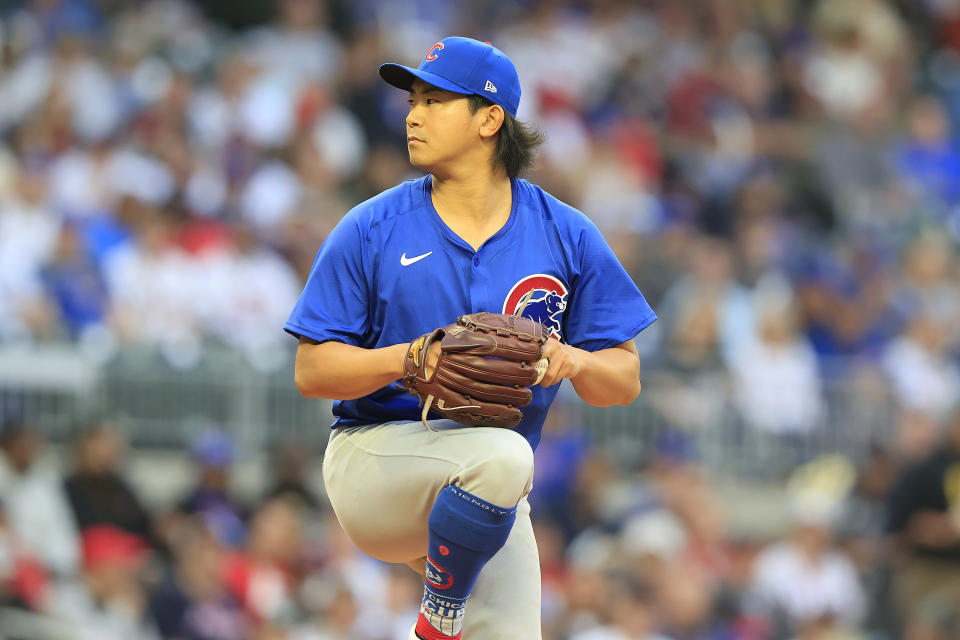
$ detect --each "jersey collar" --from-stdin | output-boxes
[422,174,520,254]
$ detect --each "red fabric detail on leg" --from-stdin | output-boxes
[415,613,461,640]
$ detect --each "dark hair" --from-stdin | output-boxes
[467,95,544,178]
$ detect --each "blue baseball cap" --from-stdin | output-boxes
[379,36,521,117]
[190,429,234,468]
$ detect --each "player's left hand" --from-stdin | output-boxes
[537,338,583,387]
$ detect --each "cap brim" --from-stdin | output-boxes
[379,63,473,96]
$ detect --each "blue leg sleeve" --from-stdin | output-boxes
[416,485,517,639]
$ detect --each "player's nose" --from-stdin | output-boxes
[406,106,423,129]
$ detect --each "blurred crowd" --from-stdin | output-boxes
[1,406,960,640]
[3,0,960,638]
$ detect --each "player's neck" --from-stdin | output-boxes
[429,163,511,247]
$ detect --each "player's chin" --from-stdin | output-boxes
[407,155,430,173]
[407,151,421,164]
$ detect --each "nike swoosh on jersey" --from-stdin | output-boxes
[400,251,433,266]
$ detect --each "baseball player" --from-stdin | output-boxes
[286,36,656,640]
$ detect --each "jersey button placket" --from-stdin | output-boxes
[469,252,487,313]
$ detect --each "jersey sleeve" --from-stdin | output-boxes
[284,212,370,346]
[564,221,656,351]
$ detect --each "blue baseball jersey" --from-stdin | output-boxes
[285,175,656,450]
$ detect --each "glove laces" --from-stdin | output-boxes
[420,395,481,432]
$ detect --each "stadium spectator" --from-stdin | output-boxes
[896,95,960,216]
[63,422,154,544]
[570,577,672,640]
[177,429,247,549]
[893,232,960,347]
[658,235,754,372]
[745,456,865,637]
[730,275,824,435]
[202,222,302,367]
[0,421,79,577]
[40,223,110,341]
[262,440,322,512]
[0,161,60,342]
[882,313,960,424]
[149,518,246,640]
[102,211,200,353]
[48,524,160,640]
[288,580,362,640]
[0,496,50,611]
[221,497,302,630]
[887,410,960,639]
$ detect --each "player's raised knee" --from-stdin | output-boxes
[479,429,534,485]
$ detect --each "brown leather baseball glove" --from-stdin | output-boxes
[402,312,548,429]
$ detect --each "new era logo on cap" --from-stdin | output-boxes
[378,36,521,117]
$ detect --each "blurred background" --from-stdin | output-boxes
[1,0,960,638]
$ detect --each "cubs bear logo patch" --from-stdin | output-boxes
[502,274,568,341]
[425,555,454,589]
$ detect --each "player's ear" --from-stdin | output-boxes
[478,103,505,140]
